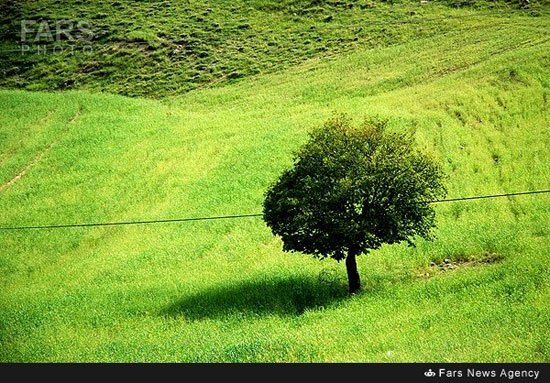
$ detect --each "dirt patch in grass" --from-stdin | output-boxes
[418,252,504,278]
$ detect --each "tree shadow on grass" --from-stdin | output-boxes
[162,274,349,320]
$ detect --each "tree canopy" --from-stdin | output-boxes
[263,114,447,293]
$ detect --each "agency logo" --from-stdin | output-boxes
[18,19,94,55]
[424,369,436,377]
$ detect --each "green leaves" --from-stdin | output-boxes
[263,114,447,261]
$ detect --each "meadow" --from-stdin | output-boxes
[1,0,547,97]
[0,2,549,362]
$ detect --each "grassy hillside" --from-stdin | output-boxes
[1,8,549,361]
[0,0,547,97]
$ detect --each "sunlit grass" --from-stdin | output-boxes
[0,14,549,362]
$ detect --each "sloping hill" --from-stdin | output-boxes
[0,9,549,361]
[0,0,547,96]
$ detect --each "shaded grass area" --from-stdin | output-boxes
[1,0,548,97]
[0,16,549,361]
[163,274,347,320]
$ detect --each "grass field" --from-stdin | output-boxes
[0,2,549,362]
[1,0,547,97]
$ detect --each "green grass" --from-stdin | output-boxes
[1,0,548,97]
[0,6,549,362]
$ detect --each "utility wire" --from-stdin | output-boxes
[0,213,263,231]
[0,190,548,231]
[428,189,550,203]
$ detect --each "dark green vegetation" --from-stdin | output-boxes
[0,0,545,97]
[0,0,549,362]
[263,115,446,293]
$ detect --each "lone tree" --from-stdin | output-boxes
[263,115,446,294]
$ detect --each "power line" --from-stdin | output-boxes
[428,189,550,203]
[0,190,548,231]
[0,213,263,231]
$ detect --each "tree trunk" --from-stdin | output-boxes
[346,248,361,294]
